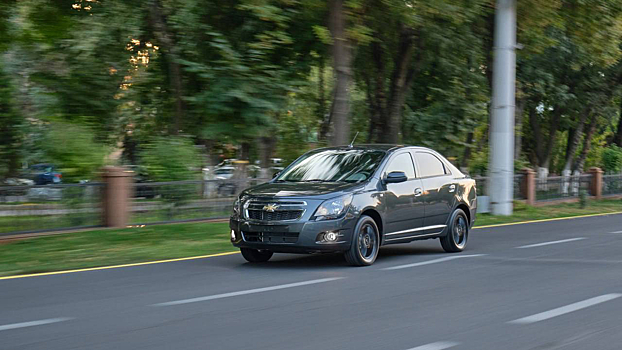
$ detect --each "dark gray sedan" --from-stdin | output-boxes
[230,145,476,266]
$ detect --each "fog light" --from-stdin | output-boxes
[324,231,338,242]
[231,230,236,240]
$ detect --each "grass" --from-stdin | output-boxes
[475,198,622,226]
[0,198,620,278]
[0,222,236,277]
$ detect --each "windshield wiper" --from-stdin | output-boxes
[301,179,343,183]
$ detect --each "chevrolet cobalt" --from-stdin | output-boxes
[230,145,476,266]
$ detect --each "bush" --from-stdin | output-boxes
[141,136,200,182]
[43,122,108,182]
[141,137,201,218]
[602,145,622,174]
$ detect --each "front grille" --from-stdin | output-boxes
[247,209,302,221]
[244,199,306,221]
[242,231,299,243]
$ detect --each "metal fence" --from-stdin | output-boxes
[130,178,269,225]
[0,182,104,235]
[0,173,619,236]
[473,175,524,200]
[535,174,592,202]
[603,174,622,196]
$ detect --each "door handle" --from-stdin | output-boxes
[449,184,456,193]
[414,188,423,196]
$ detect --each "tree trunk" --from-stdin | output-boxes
[317,58,327,120]
[258,135,277,179]
[381,27,417,144]
[574,114,598,173]
[319,86,335,142]
[366,41,386,143]
[461,132,474,169]
[528,107,545,167]
[149,0,184,135]
[514,98,526,160]
[328,0,352,146]
[563,110,589,172]
[614,106,622,147]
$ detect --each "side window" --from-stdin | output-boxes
[385,153,416,179]
[415,152,446,178]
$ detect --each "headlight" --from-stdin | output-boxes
[314,194,353,221]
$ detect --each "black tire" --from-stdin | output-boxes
[345,215,380,266]
[240,248,273,263]
[440,208,469,253]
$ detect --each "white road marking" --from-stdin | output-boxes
[610,230,622,234]
[153,277,344,306]
[515,237,586,249]
[0,317,73,332]
[508,293,622,325]
[381,254,486,271]
[406,341,460,350]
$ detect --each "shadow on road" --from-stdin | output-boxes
[234,242,445,270]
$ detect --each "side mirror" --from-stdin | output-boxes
[272,171,281,179]
[384,171,408,184]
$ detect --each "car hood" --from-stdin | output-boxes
[242,181,363,200]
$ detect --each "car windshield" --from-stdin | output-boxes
[276,149,386,183]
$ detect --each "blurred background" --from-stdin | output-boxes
[0,0,622,234]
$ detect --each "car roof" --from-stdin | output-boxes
[312,144,435,153]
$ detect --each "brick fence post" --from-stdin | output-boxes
[588,167,603,200]
[521,168,536,205]
[102,166,133,228]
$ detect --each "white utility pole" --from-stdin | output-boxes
[489,0,516,215]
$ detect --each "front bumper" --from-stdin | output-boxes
[230,215,357,253]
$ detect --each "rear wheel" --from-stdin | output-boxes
[240,248,273,263]
[345,215,380,266]
[440,208,469,253]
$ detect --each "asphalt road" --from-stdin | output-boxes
[2,214,622,350]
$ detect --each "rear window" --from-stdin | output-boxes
[415,152,446,178]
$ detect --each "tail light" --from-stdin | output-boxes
[55,174,62,178]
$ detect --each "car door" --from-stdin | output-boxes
[414,152,454,232]
[382,152,425,241]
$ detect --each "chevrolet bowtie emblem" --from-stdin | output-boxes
[263,204,279,212]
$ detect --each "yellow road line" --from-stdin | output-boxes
[474,211,622,229]
[0,251,240,281]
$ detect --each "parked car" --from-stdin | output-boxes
[0,178,35,197]
[230,145,477,266]
[23,164,62,185]
[127,165,156,199]
[214,166,235,180]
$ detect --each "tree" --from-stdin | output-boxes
[0,59,21,177]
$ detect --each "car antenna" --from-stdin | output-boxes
[349,132,359,148]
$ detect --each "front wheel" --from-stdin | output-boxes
[440,208,469,253]
[345,215,380,266]
[240,248,273,263]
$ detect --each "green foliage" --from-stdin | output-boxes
[43,122,108,181]
[468,149,488,177]
[602,145,622,173]
[141,137,201,214]
[141,137,200,182]
[3,0,622,181]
